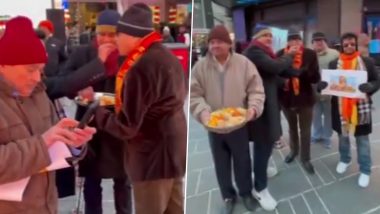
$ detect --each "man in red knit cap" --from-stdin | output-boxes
[0,16,96,213]
[38,20,67,77]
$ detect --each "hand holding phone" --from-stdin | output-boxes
[78,100,100,129]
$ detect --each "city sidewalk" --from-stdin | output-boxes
[185,93,380,214]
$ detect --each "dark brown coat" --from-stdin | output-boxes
[94,42,187,182]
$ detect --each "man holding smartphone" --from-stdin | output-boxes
[0,16,96,214]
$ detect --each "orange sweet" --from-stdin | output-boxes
[206,107,246,129]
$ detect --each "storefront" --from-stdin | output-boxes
[58,0,191,50]
[232,0,317,45]
[0,15,11,29]
[362,0,380,55]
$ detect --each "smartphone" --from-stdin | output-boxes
[66,101,99,165]
[77,100,100,129]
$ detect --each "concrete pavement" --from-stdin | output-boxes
[185,93,380,214]
[57,92,380,214]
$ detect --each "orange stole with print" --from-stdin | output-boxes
[339,51,360,126]
[114,32,162,114]
[285,46,304,96]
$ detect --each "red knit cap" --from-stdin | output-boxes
[0,16,47,65]
[38,20,54,33]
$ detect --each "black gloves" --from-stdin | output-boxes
[315,82,375,94]
[316,81,328,92]
[359,83,375,94]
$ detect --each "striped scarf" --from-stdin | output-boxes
[337,52,371,135]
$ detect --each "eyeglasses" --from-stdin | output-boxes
[343,43,356,48]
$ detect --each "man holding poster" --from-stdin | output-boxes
[318,32,380,188]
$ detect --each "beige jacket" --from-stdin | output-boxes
[0,78,58,214]
[190,52,265,121]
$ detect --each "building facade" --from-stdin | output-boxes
[193,0,380,47]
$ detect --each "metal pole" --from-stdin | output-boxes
[51,0,55,9]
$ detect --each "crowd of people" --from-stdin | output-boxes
[190,25,380,214]
[0,2,188,214]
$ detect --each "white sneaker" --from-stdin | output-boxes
[267,166,278,178]
[253,188,278,211]
[252,166,279,179]
[336,162,351,174]
[358,173,370,188]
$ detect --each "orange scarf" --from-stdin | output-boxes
[115,32,162,113]
[285,46,303,95]
[339,51,360,124]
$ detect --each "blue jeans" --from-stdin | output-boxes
[339,135,372,175]
[312,99,333,144]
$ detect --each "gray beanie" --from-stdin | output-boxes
[117,3,154,37]
[287,27,302,41]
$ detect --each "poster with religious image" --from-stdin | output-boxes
[321,69,368,99]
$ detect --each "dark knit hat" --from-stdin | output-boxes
[117,3,153,37]
[287,28,302,41]
[208,25,232,44]
[0,16,47,65]
[252,25,271,40]
[96,10,121,33]
[312,32,327,42]
[38,20,54,33]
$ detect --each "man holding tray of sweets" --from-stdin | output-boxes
[0,16,96,213]
[191,25,265,214]
[318,32,380,188]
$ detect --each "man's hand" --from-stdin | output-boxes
[317,81,328,91]
[42,118,96,148]
[246,108,256,121]
[98,43,117,63]
[70,127,97,148]
[287,46,299,55]
[78,86,94,101]
[200,110,211,125]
